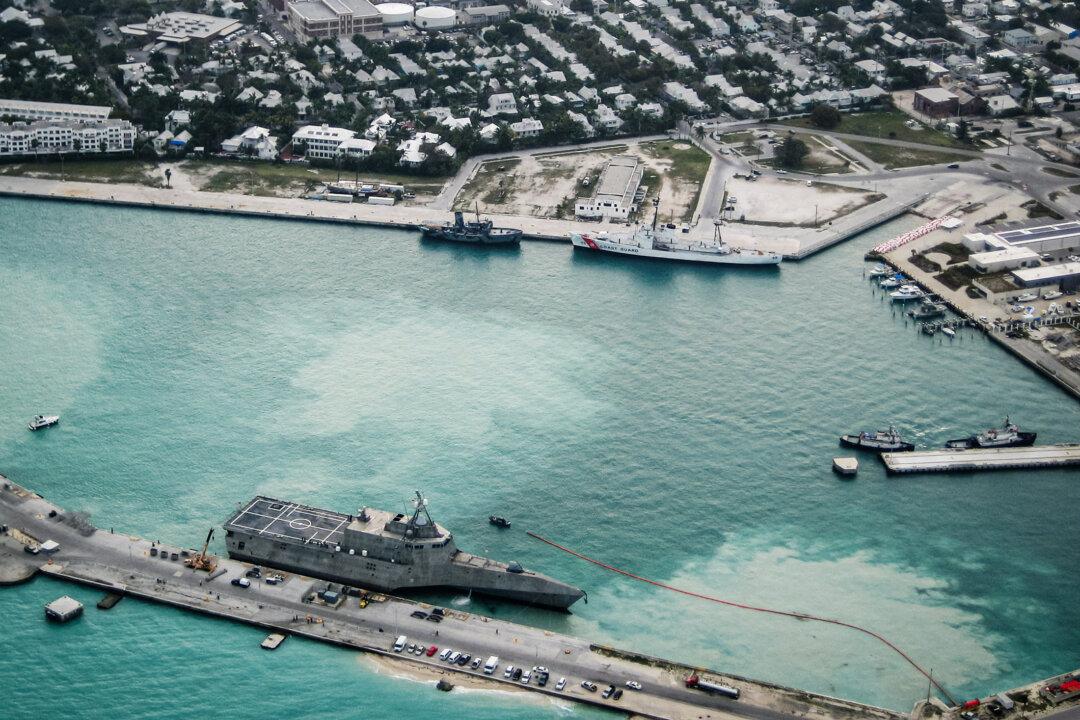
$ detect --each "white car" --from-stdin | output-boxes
[626,680,643,690]
[555,678,566,691]
[503,665,515,679]
[521,671,532,684]
[776,169,787,174]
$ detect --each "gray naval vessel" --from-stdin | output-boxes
[224,491,585,610]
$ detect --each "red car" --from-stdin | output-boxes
[426,645,438,657]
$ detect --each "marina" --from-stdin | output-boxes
[880,444,1080,474]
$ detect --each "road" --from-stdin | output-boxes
[0,479,903,720]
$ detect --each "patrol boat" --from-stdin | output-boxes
[418,205,522,245]
[839,426,915,452]
[224,491,585,609]
[571,206,781,266]
[945,417,1036,449]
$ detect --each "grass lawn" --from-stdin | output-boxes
[845,141,971,170]
[0,159,165,186]
[925,241,970,264]
[1043,166,1079,179]
[717,131,755,144]
[782,110,970,149]
[641,140,711,184]
[188,160,448,195]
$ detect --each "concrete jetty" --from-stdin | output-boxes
[0,477,904,720]
[881,444,1080,474]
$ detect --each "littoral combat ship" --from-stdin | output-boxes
[224,491,584,609]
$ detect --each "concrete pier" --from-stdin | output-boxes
[0,477,904,720]
[881,444,1080,474]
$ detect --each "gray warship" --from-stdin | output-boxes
[223,491,585,609]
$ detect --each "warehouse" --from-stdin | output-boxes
[575,155,643,221]
[1011,262,1080,292]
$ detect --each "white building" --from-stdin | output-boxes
[0,119,135,157]
[0,99,112,123]
[575,155,642,220]
[221,126,279,159]
[487,92,518,115]
[287,0,383,42]
[509,118,543,137]
[120,12,242,44]
[291,123,356,159]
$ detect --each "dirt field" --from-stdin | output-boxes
[453,140,710,222]
[726,177,884,227]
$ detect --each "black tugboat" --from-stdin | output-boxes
[489,515,511,528]
[839,426,915,452]
[419,204,522,245]
[945,417,1036,449]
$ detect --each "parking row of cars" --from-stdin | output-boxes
[391,635,644,702]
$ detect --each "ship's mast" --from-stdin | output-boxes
[410,490,434,528]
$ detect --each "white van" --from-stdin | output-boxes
[483,656,499,675]
[393,635,407,652]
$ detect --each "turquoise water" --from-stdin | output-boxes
[1,197,1078,719]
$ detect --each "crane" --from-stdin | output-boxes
[185,528,217,573]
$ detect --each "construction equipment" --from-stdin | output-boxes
[185,528,217,573]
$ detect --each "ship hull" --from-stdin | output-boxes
[225,531,583,610]
[839,435,915,452]
[571,232,781,265]
[944,432,1036,450]
[419,226,522,245]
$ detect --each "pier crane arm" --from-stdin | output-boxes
[186,528,218,573]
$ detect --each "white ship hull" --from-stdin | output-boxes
[571,232,781,265]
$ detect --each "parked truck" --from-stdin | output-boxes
[685,674,740,700]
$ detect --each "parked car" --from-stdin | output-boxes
[581,681,598,692]
[555,678,566,691]
[602,685,615,698]
[626,680,643,690]
[231,577,251,588]
[427,645,438,657]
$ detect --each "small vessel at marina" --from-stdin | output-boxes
[839,426,915,452]
[908,302,946,320]
[28,415,60,431]
[890,285,924,302]
[879,275,907,289]
[419,205,522,245]
[571,206,781,266]
[921,324,936,336]
[489,515,511,528]
[941,326,956,338]
[867,265,889,278]
[945,417,1036,450]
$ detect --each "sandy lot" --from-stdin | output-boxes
[726,177,884,227]
[454,140,708,222]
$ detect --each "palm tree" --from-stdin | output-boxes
[164,168,172,188]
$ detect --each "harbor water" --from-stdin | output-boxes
[1,197,1078,719]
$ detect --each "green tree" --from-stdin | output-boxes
[809,103,841,129]
[776,136,809,169]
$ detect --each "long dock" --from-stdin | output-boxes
[0,477,903,720]
[881,444,1080,474]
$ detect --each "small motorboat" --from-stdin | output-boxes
[880,277,905,290]
[867,265,889,278]
[942,326,956,338]
[1043,291,1063,300]
[921,324,936,336]
[839,426,915,452]
[28,415,60,431]
[908,302,946,320]
[489,515,511,528]
[945,417,1036,449]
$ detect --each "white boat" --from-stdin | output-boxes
[28,415,60,431]
[867,265,889,278]
[889,284,924,302]
[570,206,781,266]
[942,326,956,338]
[1042,291,1063,300]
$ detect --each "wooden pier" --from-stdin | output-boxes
[881,444,1080,474]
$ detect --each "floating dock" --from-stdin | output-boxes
[261,633,286,650]
[881,444,1080,474]
[44,595,83,622]
[832,457,859,476]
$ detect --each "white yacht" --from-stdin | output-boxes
[889,285,924,302]
[28,415,60,431]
